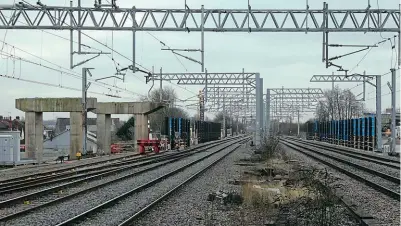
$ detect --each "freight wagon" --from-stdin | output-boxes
[162,117,221,149]
[306,116,376,151]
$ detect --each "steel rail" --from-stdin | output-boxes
[283,139,400,184]
[0,153,143,184]
[55,138,248,226]
[0,151,197,194]
[280,139,400,201]
[0,137,236,189]
[0,138,246,223]
[285,137,400,169]
[0,138,238,208]
[118,142,246,226]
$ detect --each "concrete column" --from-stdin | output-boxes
[70,112,83,159]
[25,112,43,162]
[134,114,148,142]
[96,114,111,155]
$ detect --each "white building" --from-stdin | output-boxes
[43,129,97,158]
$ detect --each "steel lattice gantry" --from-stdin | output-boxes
[0,5,398,32]
[148,72,256,86]
[310,74,374,82]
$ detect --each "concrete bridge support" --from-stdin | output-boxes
[94,102,163,154]
[96,114,111,155]
[134,114,148,143]
[16,98,97,162]
[70,112,83,159]
[25,112,43,161]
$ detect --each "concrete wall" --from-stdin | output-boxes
[16,98,97,112]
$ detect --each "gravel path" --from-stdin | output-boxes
[4,141,239,226]
[280,143,400,226]
[282,141,400,192]
[133,145,262,226]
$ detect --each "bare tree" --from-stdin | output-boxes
[316,86,364,121]
[141,86,189,132]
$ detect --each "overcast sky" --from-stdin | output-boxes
[0,0,399,122]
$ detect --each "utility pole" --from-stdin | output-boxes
[390,68,396,153]
[266,89,270,138]
[160,67,163,102]
[201,5,205,72]
[376,75,382,151]
[297,108,299,137]
[223,95,226,138]
[82,68,92,155]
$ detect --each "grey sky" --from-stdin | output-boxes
[0,0,399,121]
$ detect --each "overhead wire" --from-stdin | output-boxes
[11,1,207,99]
[0,74,137,100]
[365,89,400,101]
[349,37,396,73]
[0,43,146,98]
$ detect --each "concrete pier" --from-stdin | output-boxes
[16,98,97,161]
[70,112,83,159]
[96,114,111,155]
[94,102,163,154]
[25,112,43,161]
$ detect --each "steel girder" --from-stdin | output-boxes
[270,88,324,94]
[0,5,398,32]
[205,86,255,94]
[310,74,374,82]
[148,72,257,86]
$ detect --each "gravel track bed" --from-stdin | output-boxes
[0,152,139,180]
[0,157,165,202]
[78,144,244,226]
[305,139,400,162]
[295,141,401,178]
[0,159,168,217]
[280,143,400,226]
[133,145,259,226]
[4,142,238,226]
[287,142,401,192]
[0,143,231,202]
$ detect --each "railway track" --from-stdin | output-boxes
[55,138,249,226]
[285,136,400,169]
[280,138,400,201]
[0,137,248,225]
[0,137,238,195]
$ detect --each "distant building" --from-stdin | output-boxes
[54,117,120,135]
[43,129,97,155]
[363,111,401,130]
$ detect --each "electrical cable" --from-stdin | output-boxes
[11,1,203,98]
[0,48,146,97]
[365,89,400,101]
[0,73,137,100]
[349,36,396,73]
